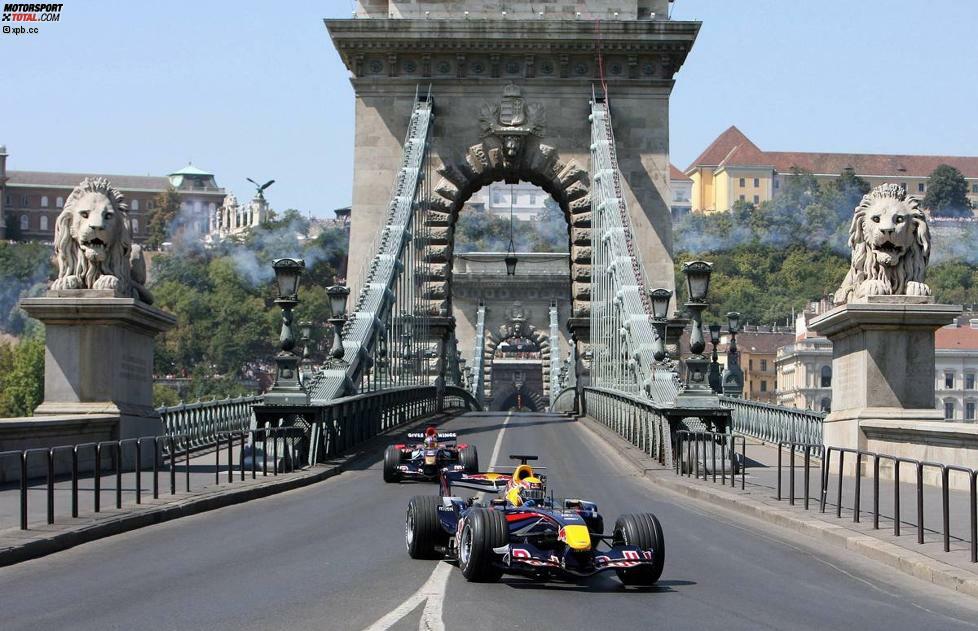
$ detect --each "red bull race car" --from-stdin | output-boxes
[383,426,479,483]
[404,455,665,585]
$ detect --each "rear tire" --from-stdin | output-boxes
[613,513,665,585]
[406,496,445,559]
[383,445,402,483]
[459,445,479,473]
[458,508,507,582]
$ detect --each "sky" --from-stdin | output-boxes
[1,1,976,218]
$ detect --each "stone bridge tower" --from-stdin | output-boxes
[327,1,698,331]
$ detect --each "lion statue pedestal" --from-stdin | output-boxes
[14,178,175,460]
[810,183,961,456]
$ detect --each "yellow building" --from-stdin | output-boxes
[686,126,978,213]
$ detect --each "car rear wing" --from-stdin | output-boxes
[407,432,457,440]
[440,470,508,497]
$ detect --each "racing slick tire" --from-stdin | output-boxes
[383,445,402,483]
[406,495,446,559]
[459,445,479,473]
[458,508,507,582]
[612,513,665,586]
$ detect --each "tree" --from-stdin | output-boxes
[923,164,972,218]
[0,332,45,417]
[146,186,181,250]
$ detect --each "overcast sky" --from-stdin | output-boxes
[1,1,975,217]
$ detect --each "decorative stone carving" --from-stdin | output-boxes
[51,177,152,304]
[479,83,545,168]
[834,184,931,304]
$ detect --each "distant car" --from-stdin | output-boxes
[383,426,479,483]
[404,455,665,585]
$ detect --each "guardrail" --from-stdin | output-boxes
[676,430,746,490]
[159,395,262,453]
[774,440,977,564]
[721,396,824,455]
[1,427,302,531]
[583,387,670,466]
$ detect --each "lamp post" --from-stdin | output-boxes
[326,284,350,366]
[299,319,313,381]
[267,258,307,404]
[649,288,672,362]
[708,323,722,393]
[680,260,713,393]
[504,183,518,276]
[722,311,745,397]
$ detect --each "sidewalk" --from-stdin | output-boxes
[581,416,978,599]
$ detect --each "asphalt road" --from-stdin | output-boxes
[1,411,976,631]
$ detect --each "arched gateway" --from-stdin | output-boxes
[327,0,699,337]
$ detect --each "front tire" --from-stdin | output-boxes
[613,513,665,585]
[383,445,402,483]
[459,445,479,473]
[458,508,507,582]
[406,495,445,559]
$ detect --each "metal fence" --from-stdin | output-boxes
[159,395,262,454]
[721,396,825,455]
[583,387,671,466]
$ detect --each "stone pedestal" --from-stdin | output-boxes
[809,297,961,451]
[19,290,176,440]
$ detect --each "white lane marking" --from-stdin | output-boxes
[362,560,451,631]
[362,412,513,631]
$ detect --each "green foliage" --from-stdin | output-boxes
[153,384,181,408]
[928,261,978,306]
[146,186,181,250]
[0,331,45,417]
[924,164,973,218]
[0,241,52,334]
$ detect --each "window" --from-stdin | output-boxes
[972,184,978,194]
[208,202,216,213]
[899,182,907,192]
[945,371,955,389]
[56,196,63,208]
[748,359,754,370]
[39,215,48,231]
[131,218,139,234]
[147,200,154,210]
[753,178,760,187]
[131,199,139,211]
[820,365,832,388]
[41,196,48,208]
[945,400,956,419]
[19,214,28,231]
[753,195,760,204]
[967,401,976,421]
[760,359,768,371]
[4,194,11,206]
[917,183,925,193]
[774,179,780,190]
[739,194,745,201]
[967,373,976,390]
[760,380,768,392]
[20,194,29,207]
[820,398,831,412]
[739,177,746,187]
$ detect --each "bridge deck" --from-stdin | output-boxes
[0,412,974,629]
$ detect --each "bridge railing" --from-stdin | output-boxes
[720,396,825,455]
[159,395,262,454]
[583,387,671,466]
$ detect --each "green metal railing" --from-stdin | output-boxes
[721,396,825,455]
[159,395,262,453]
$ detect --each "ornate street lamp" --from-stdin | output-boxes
[299,319,313,380]
[722,311,745,397]
[325,284,350,364]
[505,183,518,276]
[649,287,672,362]
[708,323,722,393]
[267,258,307,404]
[680,260,713,391]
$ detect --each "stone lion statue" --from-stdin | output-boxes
[51,177,153,303]
[834,183,930,304]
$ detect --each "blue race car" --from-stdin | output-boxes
[383,425,479,483]
[404,455,665,585]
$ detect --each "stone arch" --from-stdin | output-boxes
[420,135,592,318]
[480,320,551,404]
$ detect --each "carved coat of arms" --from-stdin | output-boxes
[479,83,545,167]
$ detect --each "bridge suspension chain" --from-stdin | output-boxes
[588,97,666,399]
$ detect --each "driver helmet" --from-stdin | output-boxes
[507,464,546,506]
[424,434,438,449]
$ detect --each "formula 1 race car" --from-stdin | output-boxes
[404,455,665,585]
[383,426,479,483]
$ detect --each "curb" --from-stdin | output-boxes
[0,412,459,568]
[577,415,978,600]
